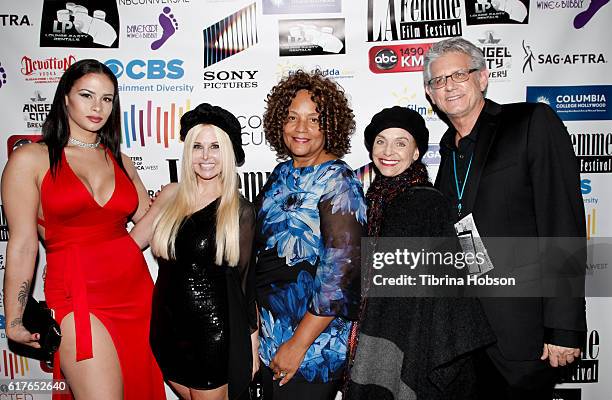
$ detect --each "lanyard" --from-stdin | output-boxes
[452,151,473,216]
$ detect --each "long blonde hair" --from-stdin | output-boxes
[150,124,241,266]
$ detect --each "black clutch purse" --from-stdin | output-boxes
[8,296,62,361]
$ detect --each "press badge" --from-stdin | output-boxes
[454,213,494,276]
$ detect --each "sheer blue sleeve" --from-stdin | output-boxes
[308,163,366,320]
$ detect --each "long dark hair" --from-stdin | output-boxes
[42,59,126,176]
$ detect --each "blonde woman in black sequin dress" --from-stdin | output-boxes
[131,103,259,400]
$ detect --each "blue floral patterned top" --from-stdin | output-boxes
[254,159,366,383]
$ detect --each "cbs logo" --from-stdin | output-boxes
[104,59,184,80]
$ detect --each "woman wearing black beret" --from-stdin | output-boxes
[131,103,258,400]
[345,106,494,400]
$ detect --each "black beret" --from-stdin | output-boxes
[179,103,245,166]
[364,106,429,161]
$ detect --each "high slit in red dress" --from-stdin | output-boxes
[39,149,165,399]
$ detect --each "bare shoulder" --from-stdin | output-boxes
[4,143,48,174]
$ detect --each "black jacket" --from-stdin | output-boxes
[435,99,587,362]
[347,186,494,400]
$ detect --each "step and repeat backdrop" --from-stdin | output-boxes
[0,0,610,399]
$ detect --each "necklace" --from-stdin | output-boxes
[68,135,101,149]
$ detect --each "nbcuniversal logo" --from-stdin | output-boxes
[121,99,191,148]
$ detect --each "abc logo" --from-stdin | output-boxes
[374,49,398,70]
[104,59,184,79]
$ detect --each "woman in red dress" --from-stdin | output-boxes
[1,59,166,400]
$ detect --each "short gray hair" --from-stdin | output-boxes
[423,38,486,84]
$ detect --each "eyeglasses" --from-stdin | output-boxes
[427,68,479,89]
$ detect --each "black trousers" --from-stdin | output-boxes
[260,366,340,400]
[475,346,557,400]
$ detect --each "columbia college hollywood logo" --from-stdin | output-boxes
[368,0,462,41]
[526,85,611,121]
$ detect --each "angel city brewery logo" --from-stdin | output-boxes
[568,131,612,173]
[125,6,179,50]
[23,91,52,130]
[369,43,433,74]
[521,41,607,73]
[0,14,32,26]
[477,31,512,80]
[20,55,76,84]
[367,0,462,42]
[466,0,529,24]
[203,3,258,68]
[558,329,600,383]
[0,62,7,90]
[40,0,119,48]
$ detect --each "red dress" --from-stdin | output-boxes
[40,149,165,399]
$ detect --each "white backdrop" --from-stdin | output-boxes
[0,0,610,399]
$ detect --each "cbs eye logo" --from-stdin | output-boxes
[374,49,398,70]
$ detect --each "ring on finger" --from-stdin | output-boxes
[279,371,287,378]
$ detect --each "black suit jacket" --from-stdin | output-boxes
[435,99,587,361]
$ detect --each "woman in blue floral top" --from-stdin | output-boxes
[254,71,366,400]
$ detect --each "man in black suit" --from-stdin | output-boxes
[424,37,586,399]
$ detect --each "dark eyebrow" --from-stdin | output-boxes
[377,133,410,141]
[77,88,115,97]
[194,141,219,145]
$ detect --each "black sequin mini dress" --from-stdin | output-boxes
[150,198,257,395]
